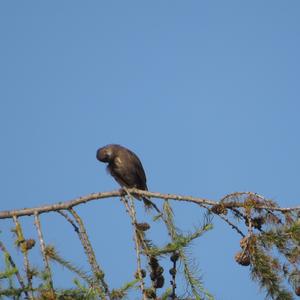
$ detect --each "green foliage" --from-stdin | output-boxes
[45,245,94,286]
[4,252,16,293]
[71,279,99,299]
[56,288,97,300]
[0,288,24,298]
[0,192,299,299]
[250,218,300,298]
[146,224,212,257]
[160,287,172,300]
[250,243,294,300]
[162,200,214,300]
[110,278,139,299]
[0,268,17,280]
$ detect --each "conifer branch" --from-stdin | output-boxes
[68,207,110,299]
[0,189,299,299]
[162,201,214,300]
[0,240,29,299]
[57,210,79,232]
[120,195,147,300]
[45,245,94,286]
[0,189,298,220]
[12,216,34,299]
[33,212,55,297]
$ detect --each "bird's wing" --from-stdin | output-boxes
[107,162,131,187]
[126,150,148,190]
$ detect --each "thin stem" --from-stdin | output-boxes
[120,196,146,300]
[200,204,246,237]
[12,216,34,299]
[0,240,29,299]
[170,258,177,299]
[68,207,110,300]
[56,210,79,232]
[246,209,253,237]
[33,212,55,296]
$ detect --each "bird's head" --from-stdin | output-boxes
[96,145,116,163]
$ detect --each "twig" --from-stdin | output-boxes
[246,209,253,237]
[170,254,178,299]
[56,210,79,232]
[33,212,55,296]
[12,216,34,299]
[200,204,246,237]
[229,207,248,223]
[68,207,110,299]
[215,211,245,237]
[120,196,146,300]
[0,189,299,219]
[192,201,246,238]
[0,240,29,299]
[220,191,269,203]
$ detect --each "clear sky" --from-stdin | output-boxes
[0,1,299,299]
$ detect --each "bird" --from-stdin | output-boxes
[96,144,159,212]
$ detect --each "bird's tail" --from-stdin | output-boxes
[142,197,161,214]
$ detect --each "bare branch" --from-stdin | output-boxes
[121,196,146,299]
[0,189,298,220]
[12,216,34,299]
[68,208,110,299]
[33,212,55,296]
[56,210,79,232]
[0,240,29,299]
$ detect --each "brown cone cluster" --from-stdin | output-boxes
[24,239,36,250]
[149,256,165,289]
[144,288,156,299]
[235,251,251,266]
[169,251,180,298]
[245,217,265,230]
[211,204,228,215]
[235,236,251,266]
[135,222,151,231]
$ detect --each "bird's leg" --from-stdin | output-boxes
[121,187,135,200]
[121,187,162,215]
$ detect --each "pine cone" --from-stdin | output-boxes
[156,266,164,276]
[235,251,250,266]
[136,222,150,231]
[170,251,180,262]
[153,275,165,289]
[211,204,228,215]
[149,256,159,269]
[144,288,156,299]
[169,267,176,276]
[25,239,36,250]
[252,217,264,230]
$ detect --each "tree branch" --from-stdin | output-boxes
[68,208,110,299]
[0,189,299,220]
[12,216,34,299]
[33,212,55,296]
[120,196,146,300]
[0,240,29,299]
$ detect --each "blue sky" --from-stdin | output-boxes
[0,1,299,299]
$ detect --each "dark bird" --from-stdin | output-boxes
[96,144,159,212]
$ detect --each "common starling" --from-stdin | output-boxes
[96,144,159,211]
